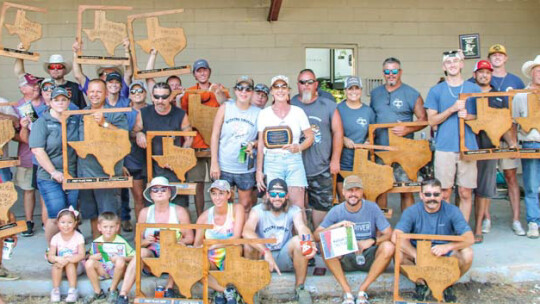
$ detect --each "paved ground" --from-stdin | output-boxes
[1,182,540,302]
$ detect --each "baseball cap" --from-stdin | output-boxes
[267,178,288,193]
[235,75,254,87]
[254,83,270,95]
[473,60,493,72]
[106,72,122,82]
[208,179,231,192]
[18,73,42,87]
[345,76,363,89]
[192,59,210,73]
[51,87,69,99]
[488,44,507,56]
[40,78,55,89]
[271,75,289,87]
[343,175,363,190]
[129,80,147,92]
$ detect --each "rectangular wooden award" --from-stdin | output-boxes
[0,182,27,238]
[61,108,133,190]
[263,126,293,149]
[75,5,132,66]
[0,2,47,61]
[0,118,20,169]
[127,9,191,79]
[146,131,197,195]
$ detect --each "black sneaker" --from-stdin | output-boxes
[412,283,430,301]
[443,285,457,303]
[164,288,176,298]
[82,289,106,304]
[116,295,129,304]
[21,221,34,237]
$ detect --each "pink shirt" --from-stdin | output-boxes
[50,231,84,257]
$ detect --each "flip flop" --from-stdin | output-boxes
[474,234,483,244]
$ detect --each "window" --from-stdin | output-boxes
[305,46,356,90]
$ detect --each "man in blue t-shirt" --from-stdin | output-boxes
[370,57,427,211]
[424,50,481,222]
[392,178,474,302]
[314,175,394,304]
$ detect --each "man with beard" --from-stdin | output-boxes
[424,50,481,222]
[291,69,343,229]
[370,57,427,211]
[392,178,474,302]
[314,175,394,304]
[243,178,315,304]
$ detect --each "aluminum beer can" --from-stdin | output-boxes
[155,285,165,298]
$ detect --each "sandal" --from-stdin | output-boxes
[356,291,370,304]
[474,234,483,244]
[342,293,355,304]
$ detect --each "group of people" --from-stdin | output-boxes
[0,38,538,304]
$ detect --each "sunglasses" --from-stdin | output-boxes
[235,85,253,92]
[383,69,400,75]
[130,88,144,94]
[42,85,56,92]
[269,191,286,198]
[150,187,169,193]
[443,50,459,55]
[423,192,441,198]
[153,93,171,100]
[272,84,288,89]
[298,79,316,85]
[48,63,65,70]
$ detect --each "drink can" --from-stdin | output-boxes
[238,142,247,163]
[155,285,165,298]
[2,238,15,260]
[300,234,313,256]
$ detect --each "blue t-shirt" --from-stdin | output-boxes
[424,81,481,152]
[395,201,471,245]
[106,96,130,108]
[370,84,420,145]
[337,102,375,170]
[320,200,390,240]
[491,73,525,92]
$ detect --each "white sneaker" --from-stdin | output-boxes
[527,222,539,239]
[512,221,526,236]
[481,219,491,234]
[50,288,60,303]
[66,287,78,303]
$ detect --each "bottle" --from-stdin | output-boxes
[238,142,247,163]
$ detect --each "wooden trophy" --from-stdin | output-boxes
[127,9,190,79]
[368,121,431,192]
[61,108,133,190]
[513,90,540,159]
[75,5,132,65]
[394,233,464,304]
[0,182,27,238]
[0,119,20,169]
[146,131,198,195]
[0,2,47,61]
[262,126,292,149]
[188,94,220,157]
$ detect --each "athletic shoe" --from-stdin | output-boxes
[116,295,129,304]
[224,286,243,304]
[527,222,539,239]
[512,221,526,236]
[66,287,78,303]
[412,283,430,301]
[107,289,119,303]
[295,284,312,304]
[443,285,457,303]
[356,291,369,304]
[164,288,176,298]
[481,219,491,234]
[214,291,226,304]
[341,293,355,304]
[21,220,34,237]
[0,265,19,281]
[50,288,61,303]
[83,289,106,304]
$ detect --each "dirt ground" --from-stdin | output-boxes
[2,281,540,303]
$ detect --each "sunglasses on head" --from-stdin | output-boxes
[42,85,56,92]
[423,192,441,198]
[272,83,288,89]
[269,191,286,198]
[48,63,65,70]
[383,69,400,75]
[443,50,459,55]
[130,88,144,94]
[235,84,253,92]
[153,93,171,100]
[150,186,169,193]
[298,79,316,85]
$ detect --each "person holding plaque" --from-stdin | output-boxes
[256,75,314,210]
[210,76,260,214]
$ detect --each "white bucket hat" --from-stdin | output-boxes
[143,176,178,203]
[521,55,540,79]
[43,54,72,74]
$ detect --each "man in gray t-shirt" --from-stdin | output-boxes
[314,175,394,304]
[291,69,343,229]
[243,178,315,303]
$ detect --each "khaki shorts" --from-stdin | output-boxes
[498,158,519,170]
[14,166,34,190]
[434,151,477,189]
[187,158,210,182]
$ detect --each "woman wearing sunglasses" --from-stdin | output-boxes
[210,76,261,214]
[256,75,314,210]
[117,176,193,303]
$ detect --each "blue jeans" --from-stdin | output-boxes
[37,179,79,219]
[120,188,131,221]
[521,141,540,225]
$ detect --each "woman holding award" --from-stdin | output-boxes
[256,75,314,209]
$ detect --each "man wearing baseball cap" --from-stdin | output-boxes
[314,175,394,304]
[470,60,521,242]
[243,178,315,304]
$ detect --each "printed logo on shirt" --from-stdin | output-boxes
[311,124,321,144]
[354,221,372,238]
[64,87,73,99]
[356,117,367,127]
[393,98,403,109]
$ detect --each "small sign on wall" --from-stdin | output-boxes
[459,33,481,59]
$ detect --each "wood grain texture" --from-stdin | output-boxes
[465,97,512,147]
[0,120,15,157]
[188,94,219,145]
[83,10,127,56]
[152,137,197,182]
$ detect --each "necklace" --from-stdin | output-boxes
[446,81,464,99]
[495,74,508,92]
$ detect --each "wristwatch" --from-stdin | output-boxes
[102,121,110,128]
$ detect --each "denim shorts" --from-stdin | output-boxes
[220,171,256,191]
[263,152,307,187]
[37,179,79,219]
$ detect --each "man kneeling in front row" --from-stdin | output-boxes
[392,178,474,303]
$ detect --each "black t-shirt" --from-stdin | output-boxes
[476,87,507,149]
[59,81,86,109]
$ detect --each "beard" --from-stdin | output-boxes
[346,195,361,206]
[270,200,287,212]
[301,91,312,103]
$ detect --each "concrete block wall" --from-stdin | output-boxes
[0,0,538,101]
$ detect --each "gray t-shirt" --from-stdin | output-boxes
[254,204,301,251]
[337,102,375,171]
[291,95,337,176]
[370,83,420,145]
[320,200,390,240]
[29,110,80,180]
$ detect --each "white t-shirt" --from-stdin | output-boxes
[257,105,310,154]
